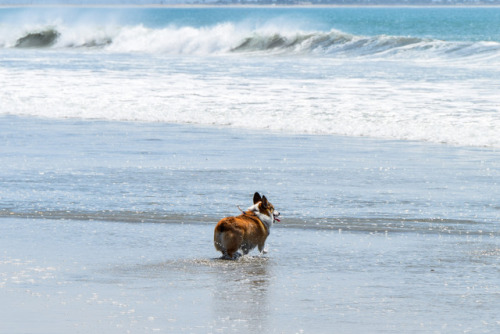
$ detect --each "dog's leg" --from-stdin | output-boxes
[258,242,268,254]
[219,250,241,260]
[241,243,250,255]
[222,228,243,260]
[225,247,239,260]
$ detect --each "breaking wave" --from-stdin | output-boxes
[231,31,431,56]
[14,28,60,48]
[3,23,500,59]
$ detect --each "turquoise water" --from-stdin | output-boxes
[3,7,500,41]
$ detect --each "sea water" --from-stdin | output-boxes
[1,6,499,333]
[2,7,500,147]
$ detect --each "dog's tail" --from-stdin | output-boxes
[214,219,240,258]
[214,223,224,252]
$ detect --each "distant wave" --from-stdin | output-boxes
[14,28,60,48]
[10,27,112,49]
[4,24,500,59]
[231,31,429,55]
[220,30,500,59]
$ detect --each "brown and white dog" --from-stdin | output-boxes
[214,192,280,260]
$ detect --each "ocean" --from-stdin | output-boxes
[1,6,499,333]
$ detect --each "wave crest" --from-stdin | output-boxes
[230,30,432,56]
[3,23,500,59]
[15,28,60,48]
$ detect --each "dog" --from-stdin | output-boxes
[214,192,280,260]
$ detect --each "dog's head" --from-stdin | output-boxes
[251,192,280,224]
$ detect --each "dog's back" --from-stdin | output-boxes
[214,213,268,259]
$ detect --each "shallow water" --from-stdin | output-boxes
[1,116,499,233]
[1,218,499,333]
[1,115,500,332]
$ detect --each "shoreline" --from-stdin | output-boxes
[1,213,495,236]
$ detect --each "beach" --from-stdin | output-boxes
[1,6,500,333]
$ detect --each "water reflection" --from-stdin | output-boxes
[211,256,271,333]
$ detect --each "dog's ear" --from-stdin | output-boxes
[253,192,262,204]
[261,196,268,209]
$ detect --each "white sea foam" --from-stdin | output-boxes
[2,15,500,148]
[1,53,499,148]
[106,23,243,55]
